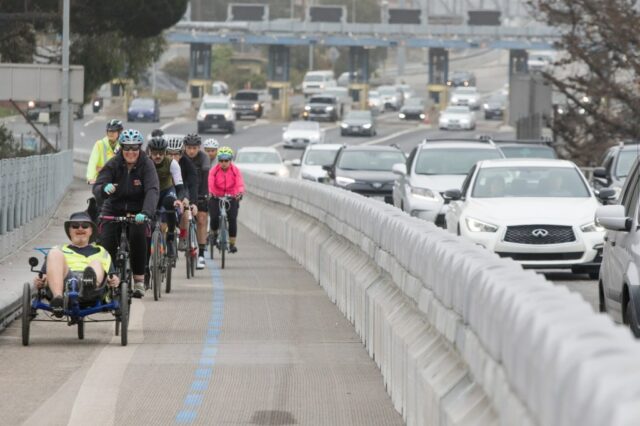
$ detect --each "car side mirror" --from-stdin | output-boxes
[322,165,335,178]
[291,159,301,167]
[597,188,617,203]
[442,189,462,201]
[593,167,607,179]
[596,205,632,231]
[392,163,407,175]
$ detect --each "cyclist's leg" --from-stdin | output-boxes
[99,221,119,265]
[208,197,217,230]
[228,199,239,252]
[196,197,208,267]
[44,248,71,298]
[161,190,178,256]
[129,223,148,288]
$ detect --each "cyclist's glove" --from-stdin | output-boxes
[104,183,117,194]
[134,213,147,224]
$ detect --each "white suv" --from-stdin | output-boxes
[596,156,640,336]
[391,138,504,226]
[197,95,235,134]
[302,71,337,96]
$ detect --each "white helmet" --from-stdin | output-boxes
[166,135,184,152]
[203,138,219,149]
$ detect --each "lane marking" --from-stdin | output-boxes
[83,117,105,127]
[175,258,224,424]
[67,300,146,426]
[361,126,429,146]
[223,134,231,139]
[161,117,189,131]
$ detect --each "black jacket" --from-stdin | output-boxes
[179,156,198,203]
[93,151,159,217]
[188,151,210,199]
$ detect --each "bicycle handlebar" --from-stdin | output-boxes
[99,215,151,223]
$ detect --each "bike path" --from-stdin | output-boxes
[0,184,402,425]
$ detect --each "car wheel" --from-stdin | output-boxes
[598,281,606,313]
[624,296,640,337]
[228,125,235,134]
[457,225,461,236]
[589,271,599,280]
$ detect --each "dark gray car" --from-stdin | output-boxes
[324,146,406,203]
[340,110,376,136]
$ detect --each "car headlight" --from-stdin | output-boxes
[451,97,459,103]
[197,112,205,120]
[341,123,349,128]
[410,186,438,201]
[465,217,498,233]
[225,112,232,120]
[253,103,260,110]
[581,221,605,232]
[277,167,289,177]
[304,106,311,111]
[483,103,490,109]
[335,176,355,187]
[362,123,372,129]
[28,100,35,108]
[93,100,100,107]
[326,106,334,111]
[419,113,425,119]
[399,113,406,118]
[231,103,236,108]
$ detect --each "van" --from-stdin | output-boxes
[302,71,337,96]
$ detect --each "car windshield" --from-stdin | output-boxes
[415,148,502,175]
[131,99,154,108]
[499,146,556,159]
[486,94,506,104]
[236,151,281,164]
[472,166,590,198]
[616,149,639,178]
[369,91,380,98]
[304,149,339,166]
[378,87,396,95]
[288,121,318,131]
[345,111,371,120]
[338,150,405,171]
[310,97,333,104]
[203,102,229,109]
[305,75,324,82]
[405,99,423,107]
[234,92,258,101]
[444,107,470,115]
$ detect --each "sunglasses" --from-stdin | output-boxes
[205,149,218,153]
[70,222,91,229]
[121,145,140,152]
[150,150,165,156]
[219,159,230,163]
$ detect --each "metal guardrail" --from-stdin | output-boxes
[0,151,73,236]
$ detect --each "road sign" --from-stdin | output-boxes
[0,63,84,103]
[308,6,346,23]
[388,8,421,24]
[228,4,269,22]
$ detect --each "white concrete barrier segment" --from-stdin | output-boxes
[239,171,640,426]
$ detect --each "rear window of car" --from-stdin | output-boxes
[415,148,502,175]
[310,97,334,104]
[234,92,259,101]
[338,150,405,172]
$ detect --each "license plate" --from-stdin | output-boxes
[137,113,144,118]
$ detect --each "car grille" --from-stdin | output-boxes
[311,107,327,114]
[458,99,469,105]
[291,138,309,144]
[504,225,576,245]
[205,114,225,122]
[496,252,584,261]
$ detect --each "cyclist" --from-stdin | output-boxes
[93,129,159,298]
[148,135,186,258]
[183,133,211,269]
[203,138,220,221]
[166,136,198,249]
[86,119,123,185]
[33,211,119,318]
[208,146,244,253]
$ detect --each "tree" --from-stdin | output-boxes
[529,0,640,165]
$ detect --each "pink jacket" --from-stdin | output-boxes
[208,163,245,197]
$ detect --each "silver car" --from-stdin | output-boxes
[450,87,480,110]
[438,106,476,130]
[293,144,344,183]
[596,156,640,337]
[283,121,325,149]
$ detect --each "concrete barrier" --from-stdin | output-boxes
[239,172,640,426]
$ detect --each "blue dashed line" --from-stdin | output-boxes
[175,259,224,424]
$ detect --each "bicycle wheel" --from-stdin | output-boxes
[165,254,172,293]
[120,280,129,346]
[151,231,161,301]
[189,221,197,277]
[21,282,32,346]
[77,318,85,340]
[209,232,214,260]
[220,217,227,270]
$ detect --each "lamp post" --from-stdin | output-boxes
[61,0,71,150]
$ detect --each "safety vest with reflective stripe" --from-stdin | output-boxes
[58,243,111,274]
[86,137,120,182]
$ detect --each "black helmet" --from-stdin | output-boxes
[183,133,202,146]
[148,136,168,151]
[106,119,124,132]
[151,129,164,137]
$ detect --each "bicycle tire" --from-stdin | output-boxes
[120,280,129,346]
[21,282,32,346]
[209,233,214,260]
[166,256,172,293]
[77,318,85,340]
[151,230,161,301]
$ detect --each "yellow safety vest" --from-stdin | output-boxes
[57,243,112,274]
[86,137,120,182]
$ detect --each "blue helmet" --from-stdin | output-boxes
[119,129,144,145]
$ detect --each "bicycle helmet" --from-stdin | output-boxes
[106,119,124,132]
[203,138,219,149]
[183,133,202,146]
[118,129,144,145]
[151,129,164,137]
[217,146,234,160]
[148,136,168,151]
[166,135,184,152]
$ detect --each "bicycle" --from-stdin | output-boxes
[215,195,233,269]
[149,212,167,301]
[183,207,198,279]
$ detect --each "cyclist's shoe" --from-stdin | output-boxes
[50,296,64,318]
[196,256,206,269]
[132,281,145,298]
[80,266,97,298]
[229,244,238,254]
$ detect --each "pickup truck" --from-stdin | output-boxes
[232,90,263,120]
[27,101,84,123]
